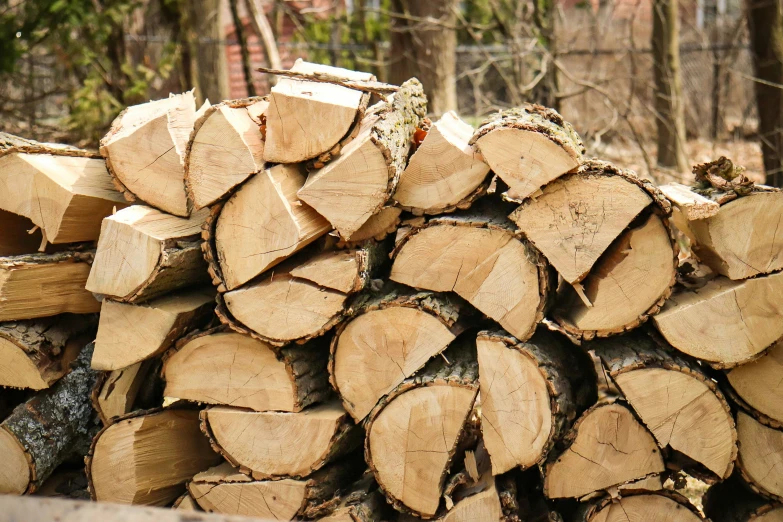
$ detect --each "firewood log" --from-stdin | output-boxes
[162,329,331,412]
[0,132,126,244]
[86,205,209,302]
[470,105,584,203]
[652,271,783,368]
[364,345,479,518]
[0,314,96,389]
[737,412,783,502]
[185,97,268,210]
[476,329,597,475]
[329,288,470,421]
[173,493,200,511]
[0,251,100,321]
[0,210,44,256]
[263,60,374,164]
[542,402,665,499]
[575,491,703,521]
[316,472,393,522]
[727,341,783,428]
[100,92,198,217]
[199,401,362,479]
[217,243,388,347]
[0,342,99,494]
[704,474,783,522]
[298,79,426,239]
[393,112,490,215]
[207,164,331,291]
[660,181,721,220]
[338,206,402,245]
[91,359,160,425]
[86,408,222,506]
[509,160,670,284]
[91,287,215,370]
[390,206,552,342]
[591,333,737,479]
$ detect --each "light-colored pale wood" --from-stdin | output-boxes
[653,271,783,368]
[100,92,197,217]
[0,428,30,494]
[288,249,359,293]
[174,494,200,511]
[0,209,44,256]
[340,206,402,244]
[86,205,208,302]
[544,403,664,499]
[394,112,490,214]
[755,510,783,522]
[729,341,783,425]
[94,361,151,423]
[92,287,215,370]
[738,412,783,500]
[186,99,267,210]
[441,484,501,522]
[215,164,331,290]
[264,60,373,163]
[660,182,720,220]
[587,494,702,522]
[89,409,222,506]
[510,173,653,283]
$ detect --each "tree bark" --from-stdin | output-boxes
[184,0,230,103]
[229,0,256,97]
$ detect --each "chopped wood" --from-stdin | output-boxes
[470,104,584,202]
[728,341,783,428]
[441,483,502,522]
[0,210,45,256]
[173,493,200,511]
[338,206,402,245]
[298,79,426,238]
[100,92,197,217]
[576,491,703,521]
[91,287,215,370]
[315,472,392,522]
[257,65,399,94]
[704,474,783,522]
[87,408,222,506]
[185,97,268,210]
[86,205,209,302]
[737,412,783,502]
[660,182,721,220]
[92,359,160,425]
[652,271,783,368]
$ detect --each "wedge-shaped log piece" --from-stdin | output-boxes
[470,105,584,202]
[0,342,97,494]
[173,493,200,511]
[554,213,677,338]
[298,79,426,238]
[576,491,703,522]
[737,412,783,502]
[653,271,783,368]
[188,460,363,520]
[728,341,783,428]
[391,209,550,342]
[0,314,96,389]
[0,210,45,256]
[219,244,387,346]
[543,402,664,499]
[704,474,783,522]
[100,92,197,217]
[0,251,100,321]
[394,112,490,215]
[660,182,720,220]
[264,60,373,164]
[330,289,468,421]
[200,402,361,479]
[441,484,502,522]
[163,329,330,412]
[593,334,737,479]
[477,329,597,475]
[365,350,479,518]
[510,160,667,283]
[87,409,222,506]
[92,287,215,370]
[0,132,126,244]
[92,359,159,424]
[86,205,209,302]
[213,164,331,291]
[185,97,268,210]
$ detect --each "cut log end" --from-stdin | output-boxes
[0,428,30,495]
[728,341,783,427]
[738,411,783,501]
[579,492,703,522]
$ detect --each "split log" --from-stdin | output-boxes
[218,243,388,346]
[660,181,720,220]
[509,160,669,284]
[92,359,160,425]
[652,271,783,368]
[91,287,215,370]
[0,314,96,389]
[173,493,200,511]
[390,207,552,342]
[591,333,737,479]
[329,289,469,421]
[393,112,490,215]
[263,60,374,164]
[210,164,331,291]
[188,460,363,519]
[0,132,126,244]
[0,251,100,321]
[298,79,426,239]
[100,92,197,217]
[86,205,209,302]
[162,329,331,412]
[476,329,597,475]
[338,206,402,245]
[0,210,44,256]
[87,408,222,506]
[737,411,783,502]
[365,348,480,518]
[704,474,783,522]
[185,97,268,210]
[470,105,584,203]
[441,484,502,522]
[727,341,783,428]
[316,473,392,522]
[0,342,98,494]
[542,402,665,499]
[575,491,703,521]
[553,213,677,339]
[199,401,361,479]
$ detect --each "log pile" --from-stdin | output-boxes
[1,62,783,522]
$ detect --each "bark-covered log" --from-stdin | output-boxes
[316,472,393,522]
[727,341,783,428]
[574,490,703,521]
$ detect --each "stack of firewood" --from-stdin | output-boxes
[1,59,782,522]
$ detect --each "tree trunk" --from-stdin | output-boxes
[184,0,230,104]
[229,0,256,97]
[533,0,560,110]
